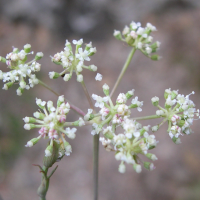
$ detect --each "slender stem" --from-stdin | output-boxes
[38,80,85,116]
[81,80,94,110]
[39,80,60,96]
[110,48,136,98]
[93,134,99,200]
[80,80,99,200]
[132,115,162,121]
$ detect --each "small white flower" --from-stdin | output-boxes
[66,127,77,139]
[77,74,83,82]
[95,73,102,81]
[103,84,109,90]
[78,117,85,126]
[118,162,126,173]
[116,93,127,104]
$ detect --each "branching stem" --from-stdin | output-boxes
[38,80,85,116]
[110,48,136,98]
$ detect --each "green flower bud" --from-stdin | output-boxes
[23,116,36,123]
[103,84,109,96]
[2,82,13,90]
[177,120,185,127]
[16,87,24,96]
[0,56,6,63]
[133,164,142,173]
[172,136,181,144]
[151,54,160,61]
[35,52,44,60]
[57,95,65,107]
[143,162,155,171]
[126,89,134,99]
[145,153,158,161]
[103,128,114,140]
[151,96,159,106]
[49,72,60,79]
[43,141,60,168]
[171,90,178,100]
[33,111,45,120]
[113,30,122,40]
[88,65,97,72]
[25,137,41,147]
[24,44,31,53]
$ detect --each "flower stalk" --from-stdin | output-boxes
[110,47,136,98]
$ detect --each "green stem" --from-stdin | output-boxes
[132,115,162,121]
[38,80,85,116]
[81,80,94,110]
[110,48,136,98]
[80,80,99,200]
[93,134,99,200]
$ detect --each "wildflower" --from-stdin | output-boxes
[0,44,43,95]
[50,39,97,82]
[23,95,85,157]
[113,21,161,60]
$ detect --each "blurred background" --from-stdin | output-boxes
[0,0,200,199]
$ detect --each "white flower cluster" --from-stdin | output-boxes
[99,119,158,173]
[23,95,85,157]
[0,44,43,95]
[85,84,157,173]
[153,88,199,144]
[50,39,97,82]
[113,22,161,60]
[87,85,143,135]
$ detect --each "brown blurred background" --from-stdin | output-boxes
[0,0,200,199]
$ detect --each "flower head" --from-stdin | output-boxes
[0,44,43,95]
[23,95,85,157]
[50,39,97,82]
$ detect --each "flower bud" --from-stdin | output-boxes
[145,153,158,161]
[63,140,72,156]
[19,80,26,89]
[172,136,181,144]
[35,52,44,60]
[126,89,134,99]
[25,136,41,147]
[88,65,97,72]
[0,56,6,63]
[77,74,83,82]
[177,120,185,127]
[23,117,36,123]
[133,164,142,173]
[103,84,109,96]
[45,144,53,157]
[171,90,178,100]
[24,123,36,130]
[113,30,122,40]
[88,47,96,56]
[151,96,159,106]
[33,111,45,119]
[57,95,65,107]
[103,128,114,140]
[49,71,60,79]
[24,44,31,53]
[143,162,155,171]
[63,74,72,81]
[43,140,60,168]
[65,40,72,51]
[2,82,13,90]
[151,125,159,132]
[36,98,46,109]
[118,162,126,173]
[16,87,24,96]
[151,54,161,61]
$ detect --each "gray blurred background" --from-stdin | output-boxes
[0,0,200,199]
